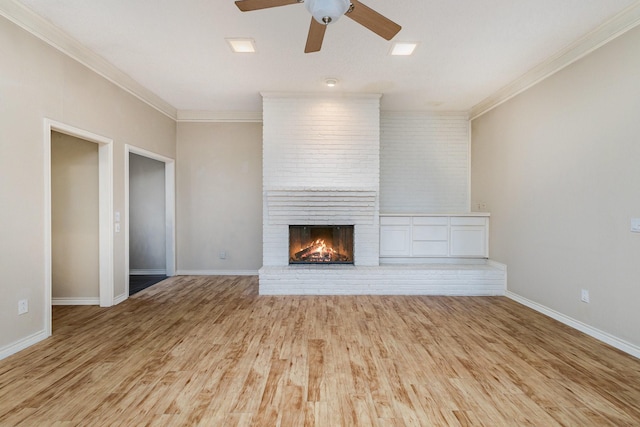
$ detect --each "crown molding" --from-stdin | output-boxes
[470,1,640,120]
[261,92,383,100]
[177,110,263,123]
[381,110,469,119]
[0,0,177,120]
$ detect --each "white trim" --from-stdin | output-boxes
[125,145,176,299]
[52,297,100,306]
[130,269,167,275]
[466,118,472,213]
[506,291,640,359]
[114,293,128,305]
[98,140,114,308]
[261,92,382,100]
[45,119,114,338]
[0,0,176,120]
[470,2,640,120]
[176,270,259,276]
[177,110,263,123]
[0,330,48,361]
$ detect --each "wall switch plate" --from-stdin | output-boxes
[631,218,640,233]
[219,251,227,260]
[580,289,590,303]
[115,211,121,222]
[115,223,121,233]
[18,299,28,315]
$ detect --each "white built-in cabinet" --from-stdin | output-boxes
[380,214,489,261]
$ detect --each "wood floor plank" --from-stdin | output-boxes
[0,275,639,425]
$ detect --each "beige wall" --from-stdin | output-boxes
[0,16,175,351]
[471,25,640,347]
[129,153,166,272]
[51,132,99,299]
[177,122,262,272]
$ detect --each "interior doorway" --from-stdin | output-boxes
[51,132,100,304]
[125,145,175,297]
[44,119,113,337]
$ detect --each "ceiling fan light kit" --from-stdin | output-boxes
[305,0,350,24]
[234,0,402,53]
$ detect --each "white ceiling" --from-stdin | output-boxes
[12,0,640,114]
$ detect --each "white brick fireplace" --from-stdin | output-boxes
[261,93,381,267]
[259,93,505,295]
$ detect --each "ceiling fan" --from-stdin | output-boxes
[234,0,402,53]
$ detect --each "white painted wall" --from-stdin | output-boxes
[129,153,166,273]
[51,131,99,299]
[471,25,640,348]
[381,112,470,213]
[176,122,263,273]
[0,15,175,355]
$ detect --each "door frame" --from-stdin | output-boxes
[44,119,114,336]
[124,145,176,297]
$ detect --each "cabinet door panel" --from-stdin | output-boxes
[450,217,487,226]
[413,225,448,241]
[380,216,411,225]
[450,227,486,257]
[380,226,411,256]
[413,216,448,226]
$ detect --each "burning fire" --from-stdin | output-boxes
[306,239,335,259]
[292,238,342,263]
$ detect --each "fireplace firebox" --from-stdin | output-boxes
[289,225,354,264]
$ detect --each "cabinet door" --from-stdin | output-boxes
[380,225,411,256]
[412,224,448,256]
[450,226,487,257]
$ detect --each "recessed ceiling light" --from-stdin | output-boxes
[390,42,418,56]
[325,78,338,87]
[226,38,257,53]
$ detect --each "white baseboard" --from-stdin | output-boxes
[113,293,127,305]
[175,270,258,276]
[0,330,48,361]
[52,297,100,306]
[130,269,166,275]
[506,291,640,359]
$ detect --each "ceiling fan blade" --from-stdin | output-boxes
[235,0,300,12]
[345,0,401,40]
[305,17,326,53]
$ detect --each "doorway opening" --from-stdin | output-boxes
[125,145,175,297]
[51,132,100,304]
[44,119,113,337]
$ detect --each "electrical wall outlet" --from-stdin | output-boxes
[18,299,28,315]
[219,250,227,260]
[474,202,487,211]
[580,289,590,303]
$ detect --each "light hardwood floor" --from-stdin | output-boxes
[1,275,639,426]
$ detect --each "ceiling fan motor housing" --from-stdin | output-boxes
[305,0,351,24]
